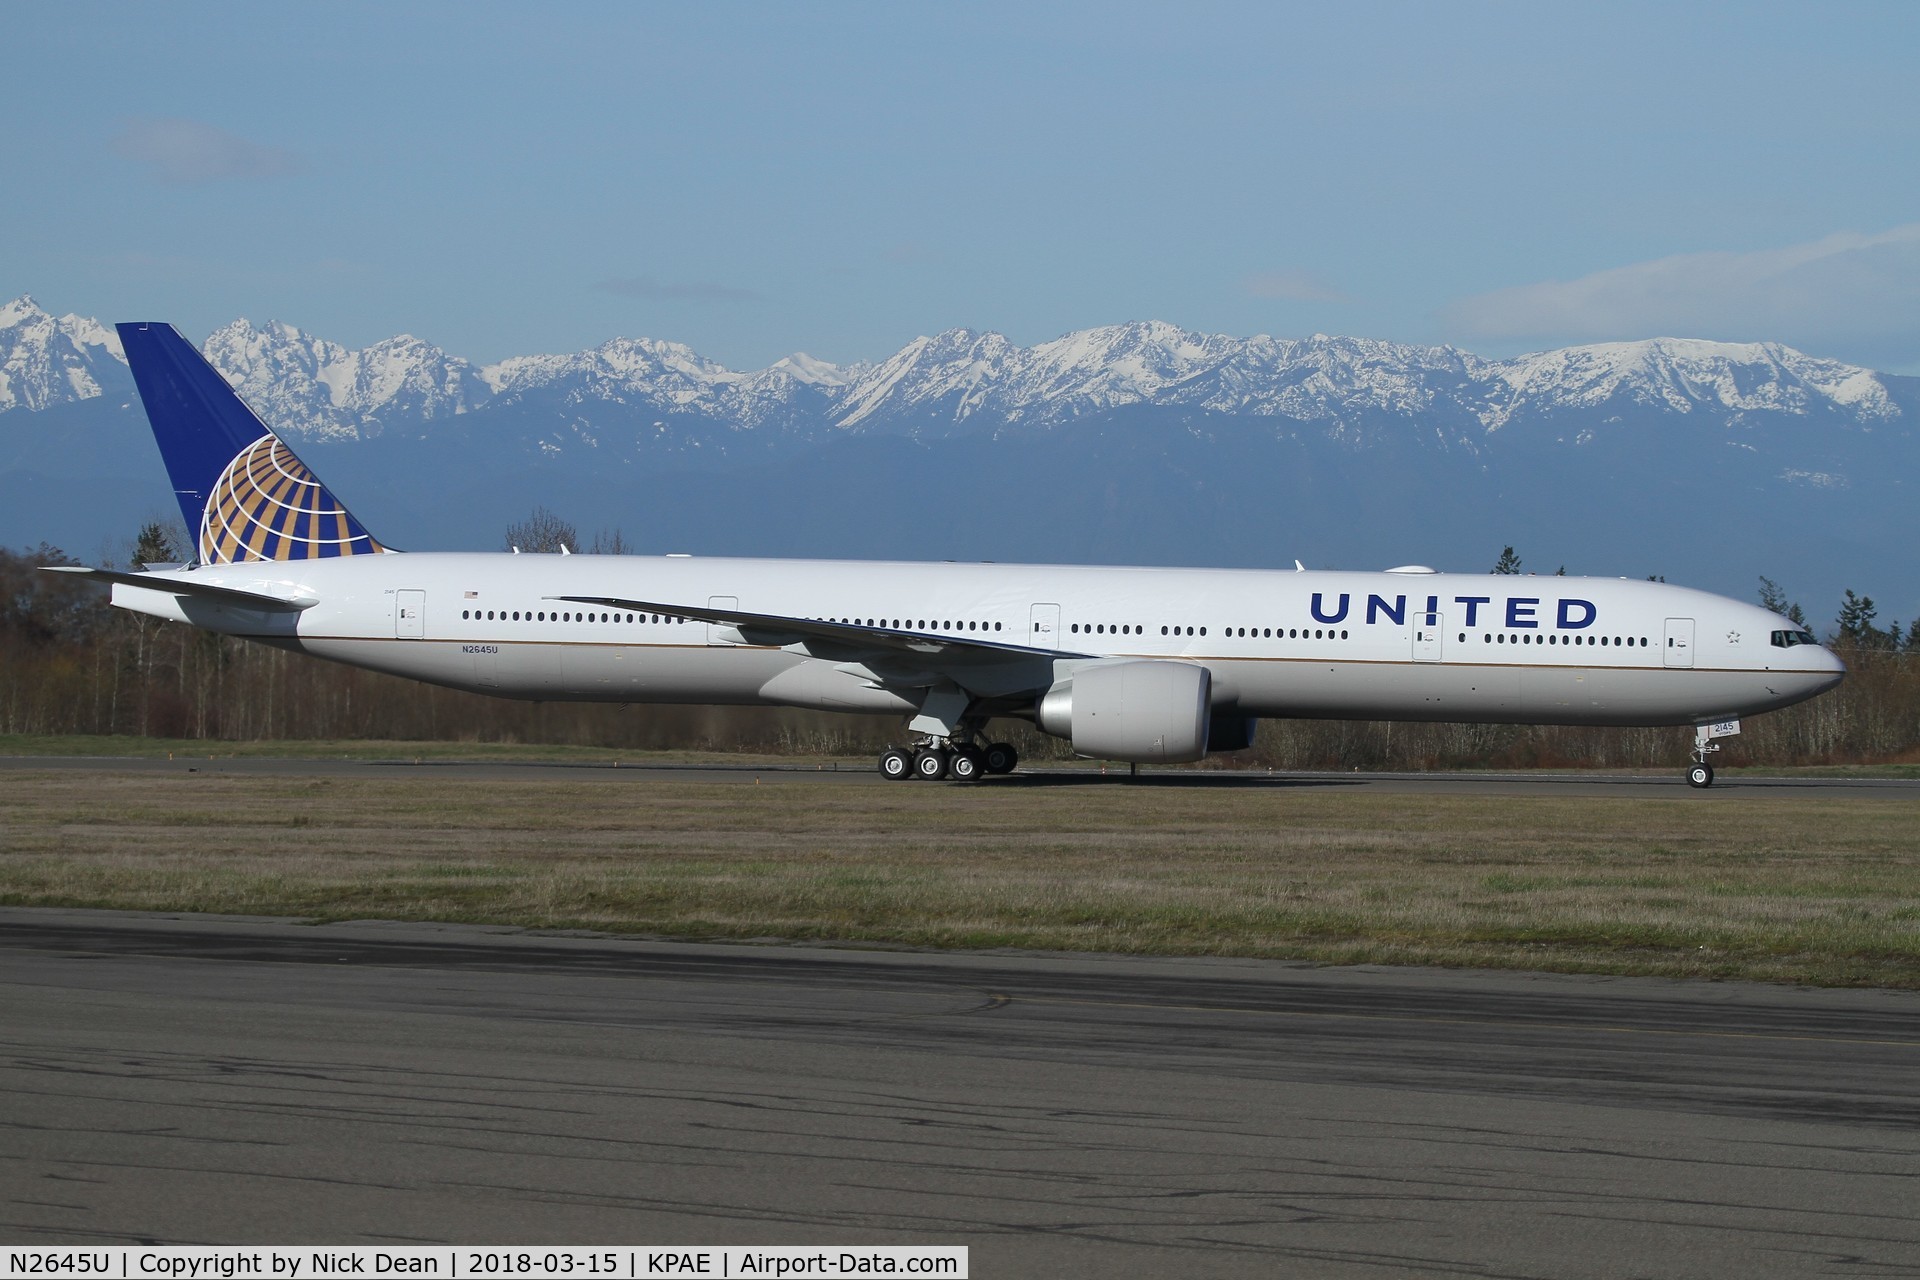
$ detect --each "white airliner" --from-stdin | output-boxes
[50,322,1844,787]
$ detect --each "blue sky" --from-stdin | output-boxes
[8,1,1919,371]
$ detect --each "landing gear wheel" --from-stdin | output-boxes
[950,747,985,783]
[982,742,1018,775]
[1686,763,1714,789]
[914,748,950,781]
[879,747,914,781]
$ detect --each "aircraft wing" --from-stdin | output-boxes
[42,566,319,612]
[548,594,1086,664]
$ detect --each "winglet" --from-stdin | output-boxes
[116,322,386,565]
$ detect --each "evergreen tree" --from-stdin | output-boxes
[1759,576,1809,628]
[132,521,181,567]
[1836,589,1881,646]
[1492,546,1522,575]
[1907,618,1920,652]
[1758,576,1789,614]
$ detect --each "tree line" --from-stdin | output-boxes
[2,531,1915,770]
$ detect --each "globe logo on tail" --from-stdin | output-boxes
[200,434,384,563]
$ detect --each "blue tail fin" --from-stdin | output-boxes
[118,322,386,564]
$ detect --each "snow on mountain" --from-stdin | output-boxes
[0,295,128,412]
[203,320,487,442]
[480,337,854,438]
[1,297,1905,454]
[483,336,739,407]
[833,329,1022,430]
[1164,334,1495,440]
[1485,337,1901,430]
[838,325,1491,440]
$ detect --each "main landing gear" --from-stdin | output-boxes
[1686,724,1717,789]
[879,739,1018,782]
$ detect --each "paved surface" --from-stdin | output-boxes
[3,909,1918,1277]
[3,752,1916,798]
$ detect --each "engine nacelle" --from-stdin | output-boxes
[1035,660,1212,763]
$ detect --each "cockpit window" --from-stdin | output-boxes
[1771,629,1819,648]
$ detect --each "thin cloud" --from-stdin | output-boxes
[110,117,303,185]
[596,275,760,302]
[1444,224,1920,362]
[1243,269,1348,303]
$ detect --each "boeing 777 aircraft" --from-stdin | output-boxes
[50,322,1845,787]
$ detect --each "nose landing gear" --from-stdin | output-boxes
[1685,723,1722,788]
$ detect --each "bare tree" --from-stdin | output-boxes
[504,506,577,553]
[589,527,634,555]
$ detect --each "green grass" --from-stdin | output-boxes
[2,765,1917,987]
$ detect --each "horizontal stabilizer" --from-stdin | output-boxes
[548,594,1080,662]
[42,566,318,612]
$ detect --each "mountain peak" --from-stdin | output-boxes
[765,353,848,387]
[0,296,129,411]
[1,295,48,326]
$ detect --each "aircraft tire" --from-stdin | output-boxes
[879,747,914,781]
[950,747,985,783]
[914,748,950,782]
[1686,763,1714,789]
[983,742,1018,775]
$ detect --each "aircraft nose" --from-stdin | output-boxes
[1807,644,1846,687]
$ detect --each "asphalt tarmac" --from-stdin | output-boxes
[3,752,1916,797]
[3,908,1917,1277]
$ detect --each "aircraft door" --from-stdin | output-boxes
[1030,603,1061,649]
[707,596,743,646]
[1664,617,1695,668]
[1412,611,1443,663]
[395,590,426,640]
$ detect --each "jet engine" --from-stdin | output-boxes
[1035,660,1212,763]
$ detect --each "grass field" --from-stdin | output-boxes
[3,763,1917,988]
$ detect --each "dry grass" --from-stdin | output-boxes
[2,769,1917,987]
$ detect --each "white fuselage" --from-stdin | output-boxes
[112,553,1845,730]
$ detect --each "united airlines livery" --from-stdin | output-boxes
[48,322,1845,786]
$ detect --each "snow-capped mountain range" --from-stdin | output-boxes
[0,295,1903,445]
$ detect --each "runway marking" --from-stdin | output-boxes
[1007,993,1920,1049]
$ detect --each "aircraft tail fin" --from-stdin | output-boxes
[117,322,386,564]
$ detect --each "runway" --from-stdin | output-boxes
[3,909,1918,1277]
[3,752,1915,798]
